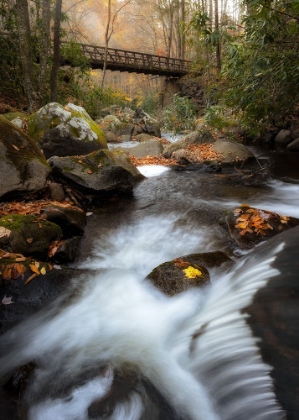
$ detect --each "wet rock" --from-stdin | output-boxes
[163,129,215,158]
[48,149,144,196]
[242,226,299,418]
[0,117,50,200]
[226,204,299,249]
[274,129,292,147]
[129,140,163,158]
[0,214,62,259]
[286,138,299,151]
[0,264,87,335]
[147,257,211,296]
[52,237,81,263]
[42,205,86,237]
[27,103,107,159]
[48,182,65,202]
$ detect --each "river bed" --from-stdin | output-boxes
[1,160,299,420]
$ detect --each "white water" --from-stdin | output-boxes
[1,173,299,420]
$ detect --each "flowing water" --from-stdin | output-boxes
[1,165,299,420]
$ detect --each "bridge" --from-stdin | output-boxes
[61,42,191,77]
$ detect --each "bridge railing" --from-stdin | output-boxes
[70,42,191,75]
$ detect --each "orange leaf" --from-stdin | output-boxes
[2,266,12,280]
[87,169,93,174]
[27,238,33,243]
[29,263,40,275]
[24,273,38,285]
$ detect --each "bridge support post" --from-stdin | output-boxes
[159,77,181,109]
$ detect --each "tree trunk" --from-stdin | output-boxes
[101,0,111,89]
[214,0,221,71]
[50,0,62,102]
[39,0,51,104]
[15,0,37,112]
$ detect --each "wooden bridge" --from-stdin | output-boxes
[61,42,191,77]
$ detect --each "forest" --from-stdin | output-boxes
[0,0,299,136]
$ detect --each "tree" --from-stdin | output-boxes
[222,0,299,135]
[101,0,132,89]
[15,0,37,111]
[50,0,63,101]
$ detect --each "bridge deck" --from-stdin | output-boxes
[62,42,191,77]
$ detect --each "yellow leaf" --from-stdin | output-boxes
[40,266,46,275]
[183,266,203,279]
[29,264,40,275]
[235,222,248,229]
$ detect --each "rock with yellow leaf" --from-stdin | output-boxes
[226,204,299,249]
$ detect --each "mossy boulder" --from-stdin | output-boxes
[48,149,144,196]
[0,214,62,259]
[27,103,107,159]
[0,117,50,199]
[1,112,27,122]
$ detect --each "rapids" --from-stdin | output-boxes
[1,166,299,420]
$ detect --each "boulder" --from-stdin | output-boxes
[51,236,81,263]
[147,261,209,296]
[0,117,50,199]
[41,205,86,237]
[0,214,62,259]
[211,140,254,164]
[135,133,154,143]
[286,138,299,151]
[163,129,215,158]
[274,129,292,146]
[128,140,163,158]
[48,149,144,195]
[226,204,299,249]
[27,103,107,159]
[0,261,88,335]
[105,131,118,143]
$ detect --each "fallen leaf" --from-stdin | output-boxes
[27,238,33,243]
[24,273,38,285]
[87,169,93,174]
[2,266,12,280]
[183,266,203,279]
[29,263,40,275]
[12,144,19,151]
[10,263,27,279]
[0,226,11,239]
[40,266,46,275]
[78,159,83,164]
[1,295,13,305]
[15,257,26,262]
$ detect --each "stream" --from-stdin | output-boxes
[1,158,299,420]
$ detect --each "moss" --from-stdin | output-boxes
[0,118,50,175]
[0,214,62,237]
[1,112,27,121]
[27,103,107,148]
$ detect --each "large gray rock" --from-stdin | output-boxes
[48,149,144,195]
[211,140,254,164]
[27,103,107,159]
[129,139,163,158]
[0,117,50,199]
[163,129,215,158]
